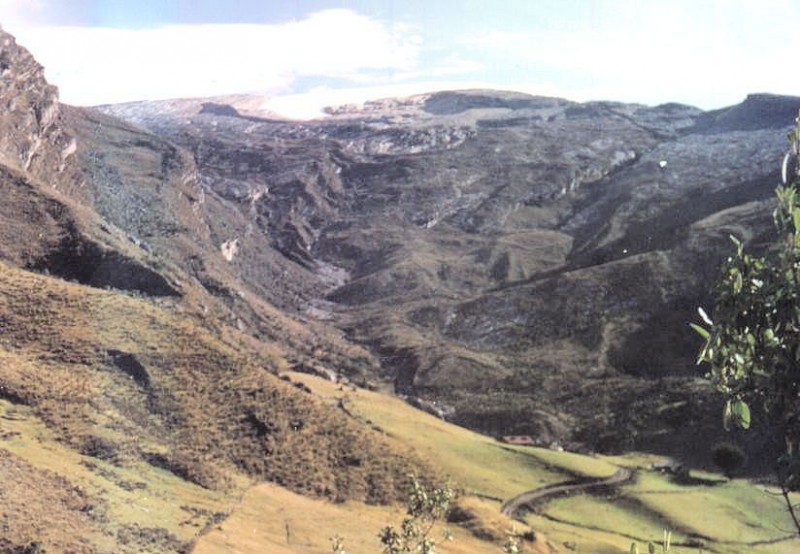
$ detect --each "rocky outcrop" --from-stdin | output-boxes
[0,28,76,181]
[0,161,179,297]
[694,93,800,133]
[0,33,187,298]
[199,102,241,117]
[30,227,180,296]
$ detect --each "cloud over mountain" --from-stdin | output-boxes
[8,9,429,105]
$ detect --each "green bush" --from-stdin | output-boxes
[333,475,456,554]
[378,475,455,554]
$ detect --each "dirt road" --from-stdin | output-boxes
[501,467,634,519]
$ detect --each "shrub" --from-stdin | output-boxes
[710,442,746,478]
[378,475,455,554]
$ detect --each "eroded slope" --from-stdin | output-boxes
[102,89,800,466]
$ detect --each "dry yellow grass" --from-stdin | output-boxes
[195,482,556,554]
[197,372,800,554]
[0,261,432,551]
[0,398,234,552]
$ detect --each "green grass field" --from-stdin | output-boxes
[287,372,617,498]
[11,353,792,553]
[243,372,800,554]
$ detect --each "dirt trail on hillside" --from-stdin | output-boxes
[501,467,634,518]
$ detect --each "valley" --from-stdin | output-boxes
[195,372,800,553]
[1,25,800,552]
[101,86,799,466]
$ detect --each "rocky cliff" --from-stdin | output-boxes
[0,29,74,179]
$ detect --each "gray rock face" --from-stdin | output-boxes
[101,89,800,462]
[0,29,77,182]
[0,29,186,298]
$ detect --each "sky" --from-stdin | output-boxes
[1,0,799,119]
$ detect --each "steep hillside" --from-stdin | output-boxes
[103,86,800,468]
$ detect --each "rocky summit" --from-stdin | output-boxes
[3,25,800,552]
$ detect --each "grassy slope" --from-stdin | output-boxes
[286,372,617,497]
[0,240,795,552]
[195,482,518,554]
[0,398,234,552]
[196,372,800,554]
[0,261,433,551]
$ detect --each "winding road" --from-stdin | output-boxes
[501,467,634,519]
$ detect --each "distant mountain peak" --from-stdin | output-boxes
[694,92,800,133]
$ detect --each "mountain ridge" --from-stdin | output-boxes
[80,77,800,460]
[0,27,438,552]
[98,87,800,461]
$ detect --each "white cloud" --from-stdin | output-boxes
[6,9,425,105]
[6,2,797,113]
[469,1,800,109]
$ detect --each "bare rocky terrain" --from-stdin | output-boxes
[102,84,800,464]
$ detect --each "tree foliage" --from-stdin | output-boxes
[377,475,455,554]
[335,475,535,553]
[502,533,524,554]
[330,534,347,554]
[693,113,800,531]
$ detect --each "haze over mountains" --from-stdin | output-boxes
[2,26,800,552]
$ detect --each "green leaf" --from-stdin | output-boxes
[723,401,732,431]
[732,400,751,429]
[690,323,710,340]
[630,544,639,554]
[733,270,743,293]
[697,307,713,326]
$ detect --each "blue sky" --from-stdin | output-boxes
[2,1,799,118]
